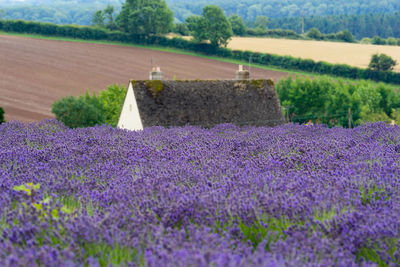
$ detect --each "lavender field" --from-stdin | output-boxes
[0,120,399,266]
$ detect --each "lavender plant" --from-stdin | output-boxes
[0,120,399,266]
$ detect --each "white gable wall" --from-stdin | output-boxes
[117,81,144,131]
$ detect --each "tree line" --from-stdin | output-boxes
[2,0,399,24]
[175,14,358,44]
[277,76,400,127]
[269,12,400,39]
[167,0,400,23]
[2,1,400,42]
[0,4,117,25]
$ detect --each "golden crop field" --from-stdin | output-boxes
[228,37,400,72]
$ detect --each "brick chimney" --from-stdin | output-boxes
[236,65,249,80]
[149,66,163,80]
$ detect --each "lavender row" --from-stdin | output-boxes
[0,120,399,266]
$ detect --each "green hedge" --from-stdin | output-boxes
[1,19,400,84]
[246,28,301,39]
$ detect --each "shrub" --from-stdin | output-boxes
[0,106,4,124]
[52,85,127,128]
[387,37,398,46]
[360,38,371,44]
[335,30,355,43]
[306,28,324,40]
[172,23,189,36]
[52,93,105,128]
[371,36,387,45]
[369,53,398,72]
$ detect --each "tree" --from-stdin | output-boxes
[371,36,387,45]
[116,0,174,35]
[254,15,268,31]
[368,53,397,72]
[92,10,105,27]
[0,106,4,124]
[98,84,127,127]
[173,22,189,36]
[335,30,355,43]
[185,15,207,42]
[306,28,323,40]
[228,14,247,36]
[52,93,105,128]
[103,5,116,30]
[387,37,397,45]
[188,5,233,47]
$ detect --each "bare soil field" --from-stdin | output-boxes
[0,35,291,122]
[228,37,400,72]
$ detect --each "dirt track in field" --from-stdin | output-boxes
[0,35,291,122]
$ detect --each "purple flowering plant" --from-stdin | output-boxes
[0,120,399,266]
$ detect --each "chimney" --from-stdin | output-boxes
[150,66,163,80]
[236,65,249,80]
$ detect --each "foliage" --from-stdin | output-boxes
[268,12,400,40]
[92,5,117,30]
[304,28,355,42]
[13,182,41,197]
[306,28,323,40]
[369,53,398,72]
[51,84,126,128]
[0,2,121,25]
[228,14,247,36]
[187,5,233,47]
[2,1,400,42]
[0,106,4,124]
[1,0,400,31]
[92,10,105,28]
[185,15,207,42]
[371,36,387,45]
[167,0,400,23]
[335,30,355,43]
[116,0,173,36]
[246,28,301,39]
[172,22,189,36]
[51,92,105,128]
[102,5,116,30]
[360,37,371,44]
[277,76,400,127]
[1,120,400,265]
[97,84,127,127]
[387,37,398,46]
[244,25,356,43]
[253,15,268,31]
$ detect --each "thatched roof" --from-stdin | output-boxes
[118,80,285,130]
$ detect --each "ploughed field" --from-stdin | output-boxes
[0,35,289,122]
[1,121,399,266]
[228,37,400,72]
